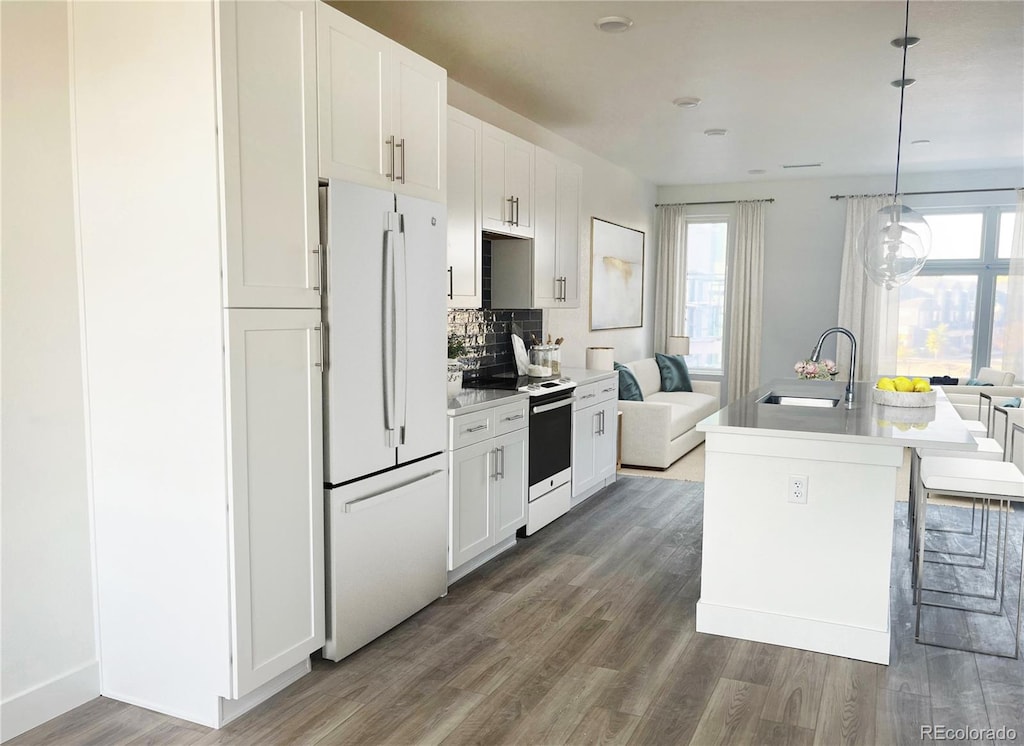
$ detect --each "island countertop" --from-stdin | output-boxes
[697,379,976,451]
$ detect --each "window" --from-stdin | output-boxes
[683,219,728,372]
[894,206,1015,378]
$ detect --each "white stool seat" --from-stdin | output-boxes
[916,437,1003,461]
[920,457,1024,499]
[963,419,987,434]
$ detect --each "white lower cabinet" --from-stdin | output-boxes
[448,399,528,577]
[572,378,619,499]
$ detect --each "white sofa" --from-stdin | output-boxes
[936,367,1018,421]
[617,358,722,469]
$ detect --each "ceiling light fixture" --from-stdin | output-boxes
[595,16,633,33]
[911,139,931,145]
[704,128,727,137]
[858,0,931,290]
[673,97,702,109]
[748,169,767,175]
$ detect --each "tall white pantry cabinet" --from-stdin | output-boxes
[70,0,323,727]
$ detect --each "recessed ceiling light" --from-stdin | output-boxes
[911,139,931,145]
[704,128,727,136]
[595,16,633,33]
[673,97,702,109]
[891,78,916,88]
[748,169,767,175]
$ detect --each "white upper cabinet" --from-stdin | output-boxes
[220,0,320,309]
[533,147,581,308]
[317,3,446,202]
[481,123,534,237]
[446,107,482,308]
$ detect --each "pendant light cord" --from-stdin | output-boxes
[894,0,911,198]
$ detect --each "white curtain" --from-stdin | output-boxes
[838,195,898,380]
[1002,188,1024,377]
[653,205,687,353]
[725,201,766,402]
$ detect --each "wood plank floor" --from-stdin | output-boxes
[10,477,1024,745]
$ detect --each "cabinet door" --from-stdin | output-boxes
[595,400,619,482]
[532,148,559,308]
[391,44,446,203]
[449,440,494,570]
[480,123,509,233]
[317,3,392,188]
[572,404,599,498]
[224,309,324,698]
[447,108,482,308]
[555,158,582,308]
[504,135,534,237]
[493,428,528,541]
[220,0,321,309]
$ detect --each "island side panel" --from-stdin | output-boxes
[696,430,904,664]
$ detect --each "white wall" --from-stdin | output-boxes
[1,1,100,741]
[657,168,1021,384]
[449,82,658,366]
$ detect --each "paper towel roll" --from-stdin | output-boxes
[586,346,615,370]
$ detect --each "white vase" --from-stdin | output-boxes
[447,361,463,397]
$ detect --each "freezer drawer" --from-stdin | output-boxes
[323,455,447,662]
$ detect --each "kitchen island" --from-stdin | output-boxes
[695,379,976,664]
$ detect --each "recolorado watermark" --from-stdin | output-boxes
[921,725,1018,741]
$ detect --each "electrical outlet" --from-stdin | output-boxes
[788,475,808,504]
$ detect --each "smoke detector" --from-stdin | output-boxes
[595,16,633,33]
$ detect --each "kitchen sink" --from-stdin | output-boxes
[758,393,840,408]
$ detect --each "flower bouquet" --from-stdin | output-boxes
[794,359,838,380]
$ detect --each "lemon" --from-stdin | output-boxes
[876,377,896,392]
[894,376,913,392]
[912,379,931,393]
[895,422,911,431]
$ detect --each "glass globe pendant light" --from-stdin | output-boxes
[859,0,931,290]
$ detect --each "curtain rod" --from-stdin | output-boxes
[655,197,775,207]
[830,186,1020,200]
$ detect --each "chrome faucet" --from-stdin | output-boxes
[810,326,857,406]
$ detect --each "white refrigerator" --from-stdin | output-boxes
[320,179,448,662]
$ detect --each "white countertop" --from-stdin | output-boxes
[697,379,977,451]
[447,388,528,416]
[560,367,617,385]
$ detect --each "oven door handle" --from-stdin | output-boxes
[531,396,575,415]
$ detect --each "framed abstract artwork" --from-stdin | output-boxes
[590,217,645,330]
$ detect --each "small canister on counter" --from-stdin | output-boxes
[529,344,561,376]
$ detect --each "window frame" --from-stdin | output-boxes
[899,204,1012,376]
[679,214,730,375]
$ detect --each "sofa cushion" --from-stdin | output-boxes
[965,378,994,386]
[626,358,665,398]
[647,391,720,439]
[614,363,644,401]
[654,352,693,392]
[976,367,1015,386]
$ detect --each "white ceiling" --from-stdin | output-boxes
[330,1,1024,187]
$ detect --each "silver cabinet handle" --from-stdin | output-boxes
[514,197,520,226]
[320,320,329,373]
[502,413,524,422]
[490,448,499,480]
[506,196,514,225]
[312,244,322,293]
[465,423,488,433]
[314,325,323,369]
[385,136,396,181]
[397,137,406,184]
[580,393,596,400]
[447,266,454,299]
[602,386,616,394]
[498,445,505,479]
[600,409,606,435]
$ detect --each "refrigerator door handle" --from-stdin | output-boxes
[342,469,445,513]
[383,217,398,448]
[394,213,409,445]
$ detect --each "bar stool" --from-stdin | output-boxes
[914,423,1024,658]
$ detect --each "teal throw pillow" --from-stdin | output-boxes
[966,378,994,386]
[613,362,644,401]
[654,353,693,393]
[1004,397,1021,408]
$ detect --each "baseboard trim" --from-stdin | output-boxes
[448,536,517,584]
[696,600,891,665]
[0,660,100,742]
[219,658,310,727]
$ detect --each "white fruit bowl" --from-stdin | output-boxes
[871,386,936,408]
[876,403,936,425]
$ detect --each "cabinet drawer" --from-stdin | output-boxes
[493,400,528,435]
[576,378,617,407]
[449,410,494,449]
[595,378,618,403]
